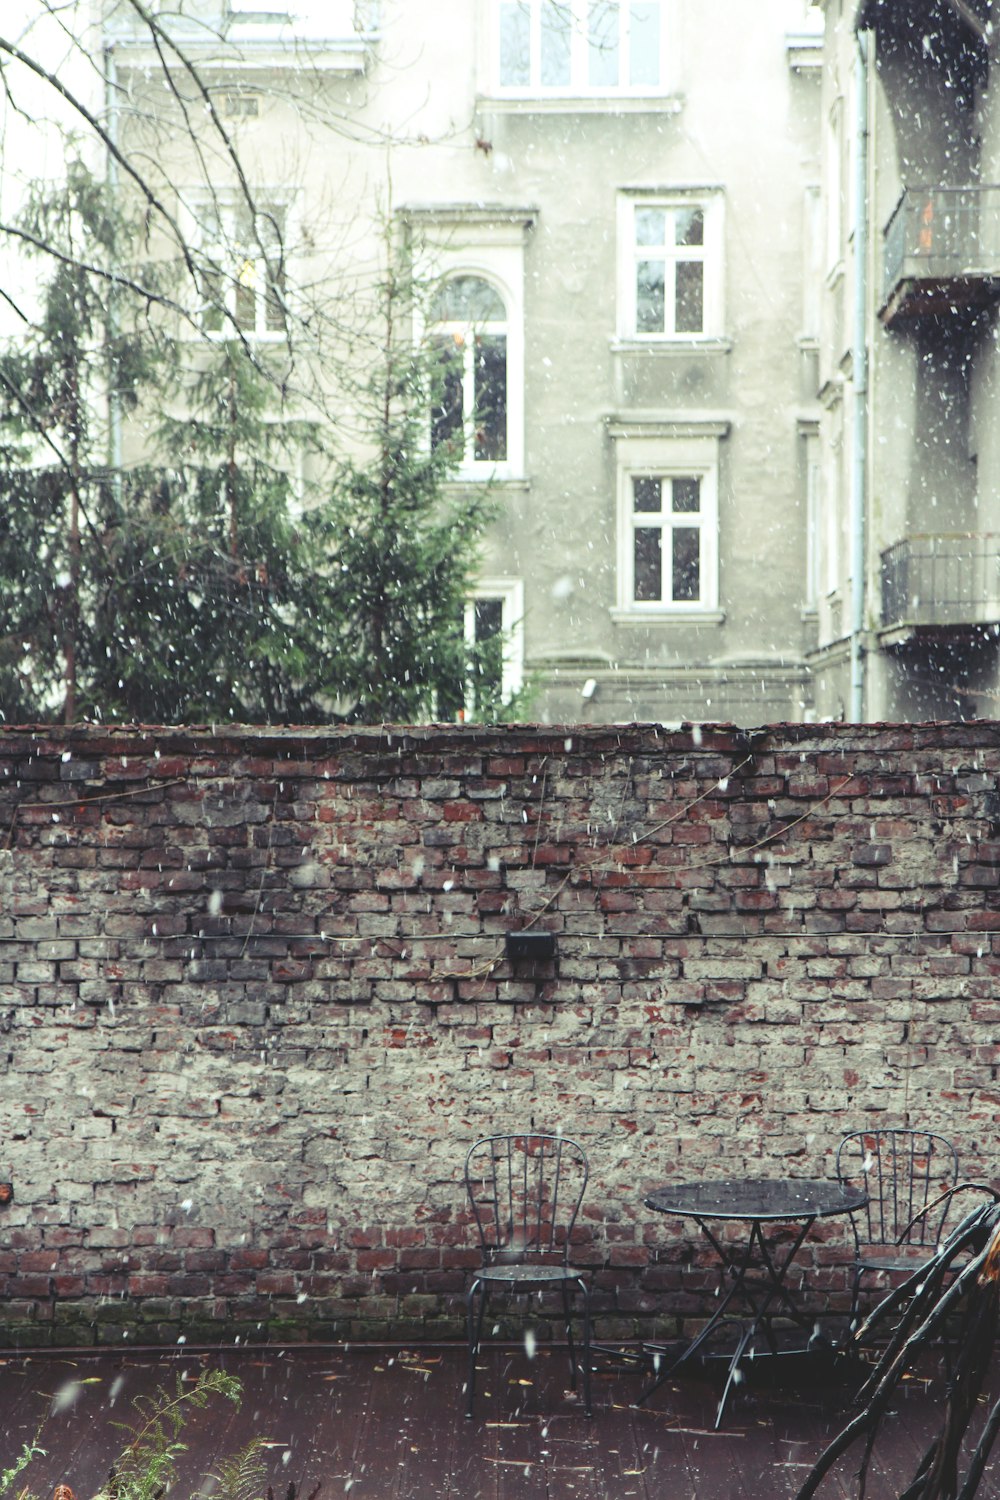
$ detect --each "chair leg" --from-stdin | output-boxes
[560,1281,578,1389]
[849,1263,862,1340]
[838,1262,863,1356]
[466,1279,487,1419]
[577,1276,592,1418]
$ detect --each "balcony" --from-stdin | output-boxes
[880,533,1000,638]
[881,186,1000,326]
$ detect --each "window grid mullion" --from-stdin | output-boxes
[498,0,661,94]
[463,337,476,463]
[532,0,542,89]
[621,2,631,88]
[571,0,587,86]
[629,475,706,606]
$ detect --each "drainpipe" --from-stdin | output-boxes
[849,30,870,722]
[105,41,123,500]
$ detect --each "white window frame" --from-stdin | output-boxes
[429,279,510,473]
[617,191,725,342]
[801,424,821,609]
[491,0,668,98]
[406,209,531,481]
[802,184,822,341]
[184,191,295,343]
[825,97,845,277]
[825,405,844,599]
[464,578,525,716]
[610,425,725,622]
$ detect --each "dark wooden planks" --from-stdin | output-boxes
[4,1354,174,1496]
[2,1343,999,1499]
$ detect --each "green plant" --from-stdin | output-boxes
[105,1370,243,1500]
[0,1369,285,1500]
[304,232,496,725]
[0,1435,45,1499]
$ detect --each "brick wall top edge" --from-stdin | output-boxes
[1,719,999,760]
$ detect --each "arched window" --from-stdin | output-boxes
[429,276,508,468]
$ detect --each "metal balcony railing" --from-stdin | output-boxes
[882,185,1000,317]
[881,533,1000,630]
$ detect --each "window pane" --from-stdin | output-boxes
[499,0,531,85]
[635,207,665,246]
[472,598,505,714]
[675,259,704,333]
[633,476,661,512]
[629,1,660,86]
[264,259,285,332]
[672,477,700,513]
[589,0,620,87]
[475,598,504,641]
[675,207,704,247]
[541,0,571,85]
[257,204,285,248]
[234,256,257,331]
[474,334,507,461]
[672,527,700,601]
[431,275,505,323]
[202,263,224,332]
[636,259,665,333]
[634,526,661,601]
[430,337,465,452]
[234,202,254,245]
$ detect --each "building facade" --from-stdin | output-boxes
[89,0,825,726]
[816,0,1000,721]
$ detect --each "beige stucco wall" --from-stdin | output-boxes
[114,0,822,728]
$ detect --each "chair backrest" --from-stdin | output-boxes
[465,1133,588,1266]
[836,1128,959,1248]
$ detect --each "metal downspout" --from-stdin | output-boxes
[849,31,870,722]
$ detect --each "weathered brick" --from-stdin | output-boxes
[1,721,998,1344]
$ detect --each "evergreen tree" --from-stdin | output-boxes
[306,251,496,724]
[0,169,505,727]
[149,341,322,723]
[0,164,323,724]
[0,159,166,722]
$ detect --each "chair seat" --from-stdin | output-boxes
[476,1263,586,1286]
[857,1248,940,1275]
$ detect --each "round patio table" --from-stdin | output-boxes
[642,1177,868,1427]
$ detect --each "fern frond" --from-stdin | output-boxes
[201,1435,269,1500]
[107,1371,243,1500]
[0,1431,45,1498]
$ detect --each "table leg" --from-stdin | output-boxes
[639,1212,822,1425]
[637,1218,762,1406]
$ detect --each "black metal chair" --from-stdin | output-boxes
[836,1128,960,1335]
[464,1132,592,1418]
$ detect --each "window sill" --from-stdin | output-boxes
[443,475,531,492]
[112,30,369,75]
[478,93,683,116]
[611,607,725,626]
[786,34,823,71]
[611,336,732,356]
[190,328,289,345]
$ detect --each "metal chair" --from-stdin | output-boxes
[836,1128,960,1335]
[464,1132,592,1419]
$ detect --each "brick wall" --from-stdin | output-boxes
[1,720,998,1348]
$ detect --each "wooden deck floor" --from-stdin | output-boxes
[2,1343,999,1500]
